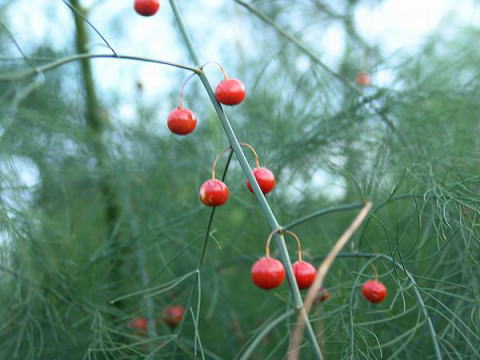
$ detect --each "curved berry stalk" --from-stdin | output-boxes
[251,232,285,290]
[205,143,275,202]
[267,229,317,289]
[201,61,246,106]
[361,264,387,303]
[134,0,160,16]
[199,147,231,206]
[167,73,197,135]
[210,142,276,194]
[169,1,322,357]
[239,143,276,194]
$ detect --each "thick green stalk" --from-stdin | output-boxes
[168,1,322,358]
[70,0,124,308]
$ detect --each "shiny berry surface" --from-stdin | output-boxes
[163,305,184,329]
[127,317,148,333]
[134,0,160,16]
[246,167,276,194]
[251,257,285,290]
[293,261,317,289]
[199,179,229,206]
[355,72,371,86]
[215,78,246,105]
[167,107,197,135]
[361,280,387,303]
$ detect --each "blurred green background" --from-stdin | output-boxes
[0,0,479,359]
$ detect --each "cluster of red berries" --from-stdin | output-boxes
[165,63,266,206]
[251,230,317,290]
[167,62,246,136]
[127,305,185,334]
[199,143,276,207]
[134,0,160,16]
[251,228,388,304]
[135,4,386,307]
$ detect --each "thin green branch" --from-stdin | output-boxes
[345,253,443,359]
[233,0,358,92]
[62,0,117,55]
[0,22,36,70]
[0,53,200,81]
[285,194,420,231]
[285,202,365,229]
[238,309,295,360]
[168,0,322,358]
[213,250,443,358]
[197,151,234,268]
[233,0,406,144]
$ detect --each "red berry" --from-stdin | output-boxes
[134,0,160,16]
[361,280,387,303]
[246,167,276,194]
[163,305,184,329]
[355,72,371,86]
[167,107,197,135]
[127,317,148,333]
[215,78,246,105]
[314,287,331,303]
[293,261,317,289]
[251,257,285,290]
[199,179,229,206]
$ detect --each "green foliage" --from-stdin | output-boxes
[1,1,479,359]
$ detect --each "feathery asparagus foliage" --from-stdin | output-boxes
[0,1,479,359]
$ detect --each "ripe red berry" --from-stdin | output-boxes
[163,305,184,329]
[246,167,276,194]
[215,78,246,105]
[314,287,331,303]
[134,0,160,16]
[292,261,317,289]
[355,72,371,86]
[127,317,148,333]
[199,179,229,206]
[251,257,285,290]
[361,280,387,303]
[167,107,197,135]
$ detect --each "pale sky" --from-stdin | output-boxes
[1,0,479,218]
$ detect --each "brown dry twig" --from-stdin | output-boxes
[287,201,373,360]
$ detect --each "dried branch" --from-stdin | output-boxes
[287,201,373,360]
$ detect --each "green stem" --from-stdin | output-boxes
[70,0,124,310]
[0,53,200,81]
[234,0,356,92]
[197,151,233,268]
[234,0,406,145]
[168,1,323,358]
[62,0,117,55]
[213,250,443,359]
[285,194,420,231]
[238,309,296,360]
[285,202,365,229]
[343,253,442,360]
